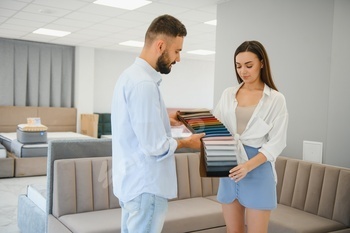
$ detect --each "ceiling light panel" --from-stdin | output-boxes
[119,40,144,47]
[93,0,152,10]
[204,19,217,26]
[187,50,215,55]
[33,28,71,37]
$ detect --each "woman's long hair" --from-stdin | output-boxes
[234,41,278,91]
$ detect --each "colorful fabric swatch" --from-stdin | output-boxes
[177,109,237,177]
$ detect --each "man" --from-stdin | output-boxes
[111,14,205,233]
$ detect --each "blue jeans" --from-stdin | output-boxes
[119,193,168,233]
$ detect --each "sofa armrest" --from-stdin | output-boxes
[17,194,45,233]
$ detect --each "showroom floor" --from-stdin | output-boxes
[0,175,46,233]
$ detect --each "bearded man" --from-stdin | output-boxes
[111,14,205,233]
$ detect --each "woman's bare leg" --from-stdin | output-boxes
[222,199,245,233]
[245,208,271,233]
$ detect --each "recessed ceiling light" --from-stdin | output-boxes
[187,50,215,55]
[119,40,144,48]
[204,19,217,26]
[32,28,71,37]
[93,0,152,10]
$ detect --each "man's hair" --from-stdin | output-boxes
[145,14,187,45]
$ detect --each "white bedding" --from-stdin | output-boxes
[0,131,92,141]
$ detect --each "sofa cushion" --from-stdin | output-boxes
[59,208,122,233]
[58,197,224,233]
[163,197,225,233]
[269,204,347,233]
[329,229,350,233]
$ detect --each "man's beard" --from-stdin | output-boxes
[157,51,175,74]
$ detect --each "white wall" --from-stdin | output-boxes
[159,58,214,109]
[326,0,350,167]
[74,46,95,133]
[93,49,137,113]
[214,0,350,168]
[92,48,215,113]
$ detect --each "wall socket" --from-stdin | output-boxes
[303,141,323,163]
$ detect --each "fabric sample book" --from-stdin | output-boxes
[177,109,237,177]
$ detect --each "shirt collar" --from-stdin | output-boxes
[237,82,272,96]
[263,83,271,96]
[135,57,163,86]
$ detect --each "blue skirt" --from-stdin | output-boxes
[217,145,277,210]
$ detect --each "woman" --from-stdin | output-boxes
[213,40,288,233]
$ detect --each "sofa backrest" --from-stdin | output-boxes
[275,156,350,227]
[52,156,118,218]
[47,139,113,216]
[52,153,219,218]
[173,153,219,200]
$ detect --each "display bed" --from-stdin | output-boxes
[0,132,92,158]
[0,106,91,177]
[0,132,92,177]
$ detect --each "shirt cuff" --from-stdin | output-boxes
[156,137,177,162]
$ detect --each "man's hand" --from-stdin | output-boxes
[177,133,205,150]
[169,111,182,126]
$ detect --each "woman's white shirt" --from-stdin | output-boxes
[213,83,288,182]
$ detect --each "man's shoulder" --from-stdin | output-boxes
[120,64,152,84]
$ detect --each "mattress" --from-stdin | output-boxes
[0,132,92,158]
[17,129,47,144]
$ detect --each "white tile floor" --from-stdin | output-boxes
[0,176,46,233]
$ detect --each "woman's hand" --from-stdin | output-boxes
[229,163,250,182]
[229,153,267,182]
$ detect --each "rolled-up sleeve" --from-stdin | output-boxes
[259,113,288,162]
[259,95,288,162]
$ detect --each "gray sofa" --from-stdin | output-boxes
[17,139,350,233]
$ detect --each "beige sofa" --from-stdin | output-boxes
[49,153,225,233]
[17,139,350,233]
[271,156,350,233]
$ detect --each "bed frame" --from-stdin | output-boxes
[0,106,77,177]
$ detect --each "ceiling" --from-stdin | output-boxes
[0,0,226,61]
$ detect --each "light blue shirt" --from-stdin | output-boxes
[111,57,178,203]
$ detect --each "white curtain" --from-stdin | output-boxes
[0,38,74,107]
